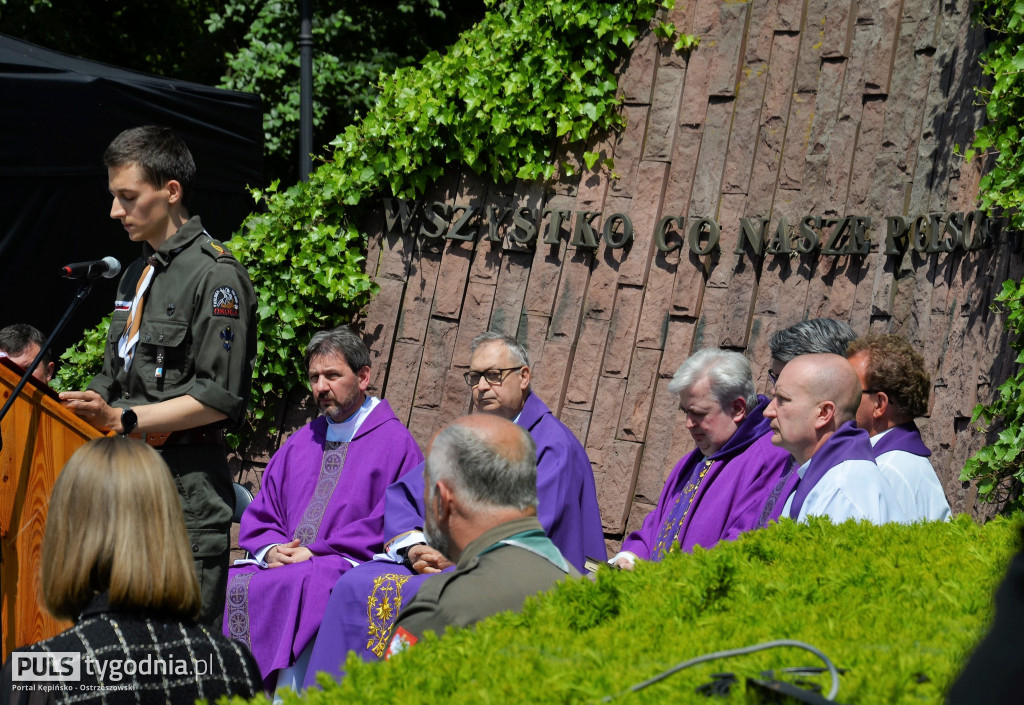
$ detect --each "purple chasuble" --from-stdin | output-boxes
[871,422,931,458]
[302,392,603,689]
[782,421,876,520]
[621,395,792,560]
[222,401,423,687]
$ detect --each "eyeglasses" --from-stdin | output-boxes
[463,367,522,387]
[862,388,882,395]
[768,369,779,385]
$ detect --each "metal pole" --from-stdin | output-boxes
[299,0,313,181]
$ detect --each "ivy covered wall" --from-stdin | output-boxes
[212,0,1018,553]
[336,0,1015,549]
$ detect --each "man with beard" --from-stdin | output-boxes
[302,331,603,689]
[223,326,423,694]
[384,414,578,655]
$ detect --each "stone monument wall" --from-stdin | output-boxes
[238,0,1019,551]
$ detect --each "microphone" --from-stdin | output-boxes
[61,256,122,280]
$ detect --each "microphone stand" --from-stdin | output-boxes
[0,279,95,453]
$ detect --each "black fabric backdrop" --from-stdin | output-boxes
[0,34,264,361]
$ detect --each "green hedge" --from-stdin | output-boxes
[229,515,1019,705]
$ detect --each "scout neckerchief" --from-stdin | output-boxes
[117,256,156,371]
[482,528,571,573]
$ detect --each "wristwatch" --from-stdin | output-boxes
[120,408,138,435]
[397,543,426,570]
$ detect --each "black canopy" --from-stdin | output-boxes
[0,34,264,357]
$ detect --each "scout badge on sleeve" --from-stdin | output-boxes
[212,286,241,318]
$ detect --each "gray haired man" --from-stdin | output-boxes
[768,318,857,386]
[612,348,792,568]
[384,414,578,655]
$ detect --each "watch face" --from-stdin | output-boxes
[122,408,138,434]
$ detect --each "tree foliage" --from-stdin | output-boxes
[0,0,484,185]
[961,0,1024,510]
[207,0,485,183]
[55,0,696,446]
[0,0,230,84]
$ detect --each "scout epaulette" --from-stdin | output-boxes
[201,238,237,261]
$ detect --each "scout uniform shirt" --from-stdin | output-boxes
[88,215,256,426]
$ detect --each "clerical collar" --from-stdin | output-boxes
[326,396,379,442]
[795,458,811,479]
[869,427,892,446]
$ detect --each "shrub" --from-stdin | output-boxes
[235,515,1019,705]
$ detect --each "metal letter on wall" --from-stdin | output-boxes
[420,202,451,239]
[485,205,509,242]
[571,211,601,249]
[767,217,793,255]
[655,215,684,253]
[602,213,633,249]
[543,209,572,245]
[885,216,908,255]
[382,198,420,234]
[736,217,770,255]
[688,218,720,255]
[511,207,539,246]
[446,205,477,241]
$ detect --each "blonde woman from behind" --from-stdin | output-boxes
[1,436,261,704]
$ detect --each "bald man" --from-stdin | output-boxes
[759,353,895,525]
[384,414,579,655]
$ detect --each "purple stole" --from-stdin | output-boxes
[872,422,931,458]
[648,396,773,558]
[226,441,350,649]
[756,456,796,528]
[759,421,876,525]
[787,421,875,519]
[651,457,714,559]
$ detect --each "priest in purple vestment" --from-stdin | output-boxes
[222,327,423,692]
[301,331,604,689]
[847,334,951,521]
[611,349,791,569]
[759,353,896,525]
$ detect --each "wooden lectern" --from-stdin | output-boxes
[0,359,101,657]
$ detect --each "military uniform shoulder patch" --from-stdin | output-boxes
[212,286,241,318]
[384,626,417,660]
[202,239,236,260]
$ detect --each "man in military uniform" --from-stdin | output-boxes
[385,414,579,656]
[61,126,256,626]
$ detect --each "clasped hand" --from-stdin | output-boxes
[266,539,313,567]
[406,544,453,573]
